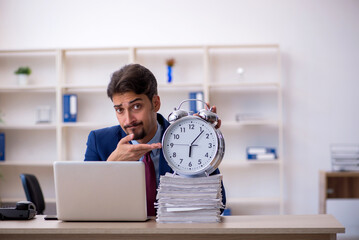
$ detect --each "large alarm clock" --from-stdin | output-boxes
[162,99,225,177]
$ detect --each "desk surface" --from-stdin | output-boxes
[0,214,345,240]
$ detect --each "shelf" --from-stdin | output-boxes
[0,85,56,92]
[220,160,280,168]
[64,48,129,54]
[209,81,280,90]
[61,122,116,129]
[0,50,56,56]
[58,44,279,51]
[61,84,107,92]
[0,161,54,167]
[222,120,279,127]
[227,197,281,205]
[158,82,203,89]
[136,45,204,50]
[0,123,57,130]
[208,44,279,49]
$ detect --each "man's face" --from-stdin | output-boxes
[112,92,160,144]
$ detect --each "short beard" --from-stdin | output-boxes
[124,122,146,141]
[132,128,146,140]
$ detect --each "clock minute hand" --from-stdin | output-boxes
[191,130,204,146]
[189,130,204,158]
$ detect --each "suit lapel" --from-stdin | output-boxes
[157,113,173,175]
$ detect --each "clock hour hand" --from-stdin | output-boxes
[188,145,199,157]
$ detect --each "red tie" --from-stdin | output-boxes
[143,152,157,216]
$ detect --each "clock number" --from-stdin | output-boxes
[180,159,183,164]
[200,127,202,132]
[173,152,176,158]
[205,152,208,157]
[173,134,180,140]
[206,133,209,139]
[180,127,186,133]
[208,143,212,148]
[188,162,192,167]
[170,143,174,148]
[189,124,194,130]
[198,159,202,165]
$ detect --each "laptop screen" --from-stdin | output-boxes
[54,161,147,221]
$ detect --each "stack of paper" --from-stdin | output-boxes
[331,144,359,171]
[156,173,223,223]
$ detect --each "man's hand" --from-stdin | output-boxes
[195,103,221,129]
[210,105,221,129]
[107,134,162,162]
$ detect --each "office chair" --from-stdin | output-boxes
[20,173,45,215]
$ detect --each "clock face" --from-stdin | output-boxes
[162,116,220,176]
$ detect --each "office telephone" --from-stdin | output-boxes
[0,201,37,220]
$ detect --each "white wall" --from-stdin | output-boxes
[1,0,359,237]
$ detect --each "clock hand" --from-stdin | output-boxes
[172,143,198,146]
[190,130,204,146]
[188,145,200,158]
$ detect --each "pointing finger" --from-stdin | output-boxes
[119,134,134,144]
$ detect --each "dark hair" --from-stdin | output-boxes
[107,64,158,101]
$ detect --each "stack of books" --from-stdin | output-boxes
[156,173,223,223]
[246,146,277,160]
[331,144,359,171]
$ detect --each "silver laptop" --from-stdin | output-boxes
[54,161,148,221]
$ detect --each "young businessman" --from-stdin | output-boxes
[84,64,226,216]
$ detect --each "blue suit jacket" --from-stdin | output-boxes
[84,113,226,209]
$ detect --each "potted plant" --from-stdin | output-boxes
[14,66,31,86]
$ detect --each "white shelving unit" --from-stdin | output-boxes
[0,45,283,215]
[205,45,283,215]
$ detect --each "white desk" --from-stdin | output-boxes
[0,214,345,240]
